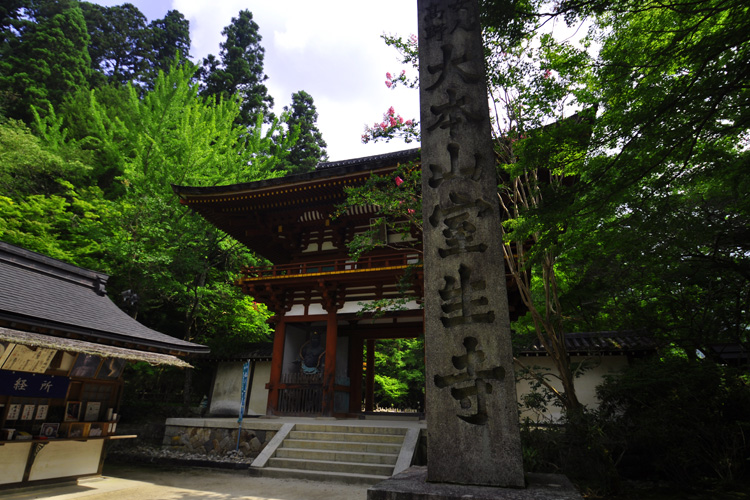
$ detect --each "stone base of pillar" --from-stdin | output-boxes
[367,467,583,500]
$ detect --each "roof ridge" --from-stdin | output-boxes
[316,148,420,170]
[0,241,107,292]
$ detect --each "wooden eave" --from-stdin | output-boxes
[239,261,424,315]
[172,149,420,262]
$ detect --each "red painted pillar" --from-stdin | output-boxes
[266,317,286,415]
[321,309,338,416]
[365,338,375,412]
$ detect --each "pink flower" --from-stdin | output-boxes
[385,80,392,88]
[401,69,406,76]
[407,208,415,214]
[388,106,395,116]
[389,117,397,127]
[395,176,404,186]
[386,72,392,80]
[405,120,413,126]
[398,116,404,124]
[544,69,551,79]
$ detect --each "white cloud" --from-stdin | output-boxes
[93,0,420,160]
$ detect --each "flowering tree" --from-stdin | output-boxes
[361,34,421,145]
[362,105,419,144]
[357,24,592,415]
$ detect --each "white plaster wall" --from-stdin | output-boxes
[337,299,422,315]
[0,442,31,484]
[515,355,629,422]
[285,300,422,317]
[247,362,271,415]
[211,361,273,416]
[28,440,104,481]
[306,303,325,315]
[287,304,306,316]
[209,361,244,416]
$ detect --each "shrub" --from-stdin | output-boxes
[595,355,750,486]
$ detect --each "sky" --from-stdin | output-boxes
[89,0,421,162]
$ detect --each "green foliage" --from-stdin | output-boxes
[0,0,286,409]
[370,338,424,410]
[80,1,148,87]
[80,2,190,89]
[0,119,90,197]
[282,90,328,175]
[119,59,285,188]
[0,0,91,122]
[596,356,750,486]
[144,10,191,86]
[0,182,112,267]
[199,9,273,127]
[553,0,750,348]
[337,160,422,261]
[3,57,278,352]
[520,414,621,495]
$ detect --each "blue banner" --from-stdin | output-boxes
[238,361,249,423]
[236,361,250,452]
[0,370,70,399]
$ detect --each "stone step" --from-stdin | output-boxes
[294,423,407,435]
[282,438,402,454]
[267,456,395,476]
[275,447,398,465]
[249,466,389,485]
[287,430,404,444]
[250,423,418,485]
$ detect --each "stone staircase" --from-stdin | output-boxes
[249,422,419,485]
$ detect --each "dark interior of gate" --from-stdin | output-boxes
[276,318,424,417]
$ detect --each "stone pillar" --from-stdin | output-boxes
[266,317,286,415]
[418,0,524,487]
[321,309,338,416]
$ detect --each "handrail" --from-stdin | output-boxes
[241,252,422,279]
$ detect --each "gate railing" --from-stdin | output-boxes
[278,372,323,415]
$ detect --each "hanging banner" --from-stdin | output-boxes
[236,361,250,451]
[238,361,249,423]
[0,369,70,399]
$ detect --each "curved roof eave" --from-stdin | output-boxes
[172,148,420,198]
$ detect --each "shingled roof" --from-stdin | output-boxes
[519,330,657,356]
[0,241,208,362]
[171,148,420,198]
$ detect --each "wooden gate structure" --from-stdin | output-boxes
[173,149,524,417]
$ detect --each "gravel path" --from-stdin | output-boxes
[5,463,370,500]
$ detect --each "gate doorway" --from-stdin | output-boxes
[361,336,424,416]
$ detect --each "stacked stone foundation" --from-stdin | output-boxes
[162,418,279,458]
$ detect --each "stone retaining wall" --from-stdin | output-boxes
[162,418,280,458]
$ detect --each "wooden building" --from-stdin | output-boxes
[173,149,526,418]
[0,241,208,488]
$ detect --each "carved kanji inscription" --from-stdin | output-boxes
[428,143,483,188]
[438,264,495,327]
[434,336,505,425]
